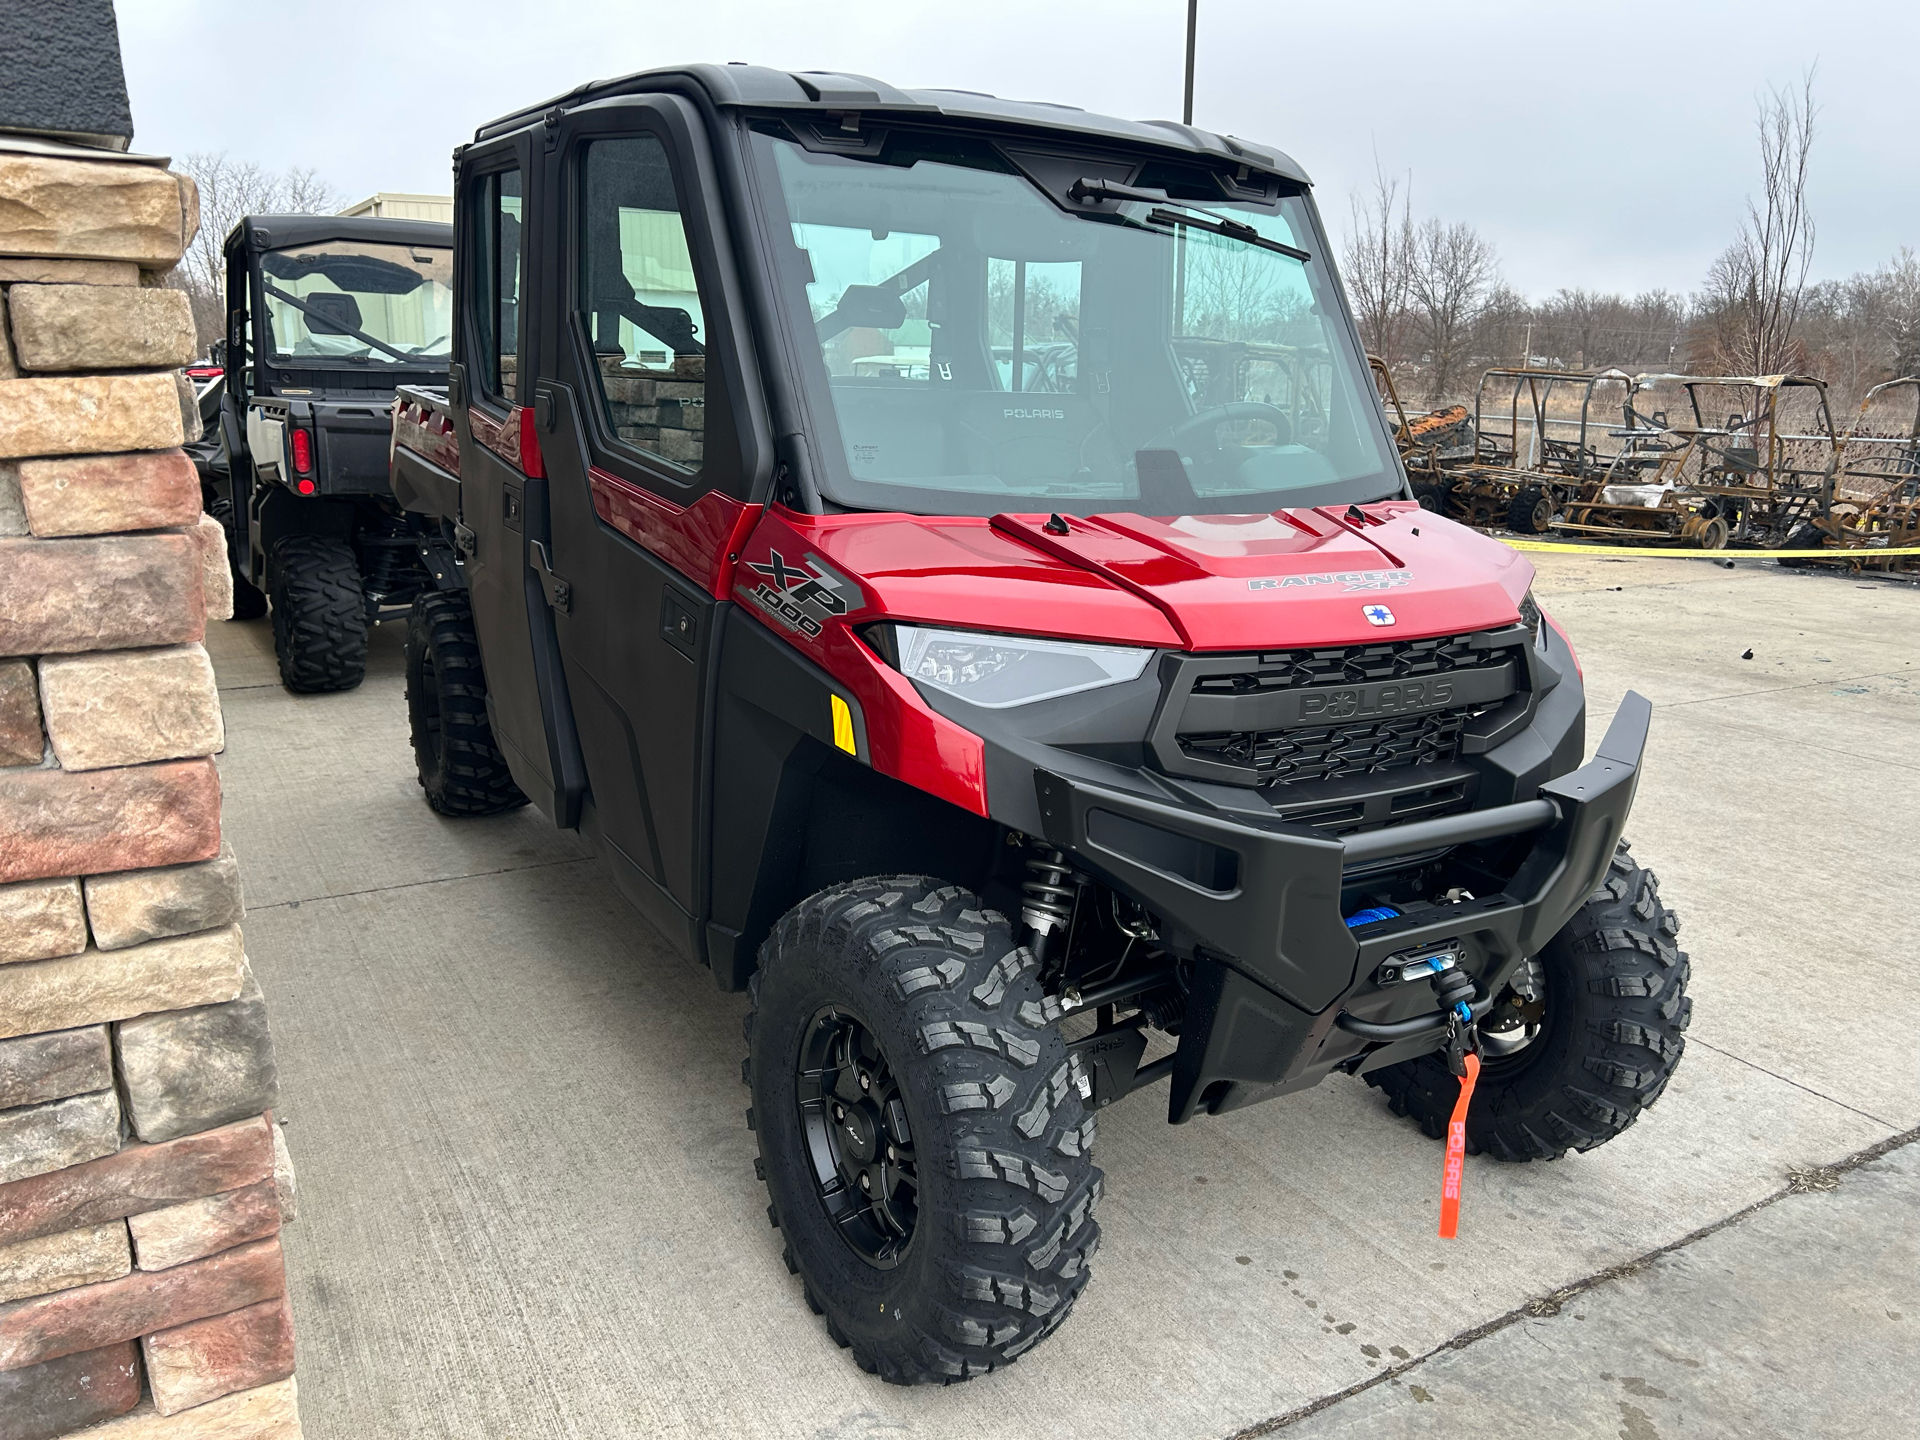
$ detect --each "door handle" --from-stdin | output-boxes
[530,538,572,613]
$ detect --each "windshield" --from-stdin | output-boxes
[258,240,453,368]
[750,129,1396,517]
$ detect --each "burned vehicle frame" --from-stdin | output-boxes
[1556,373,1842,550]
[1418,367,1643,535]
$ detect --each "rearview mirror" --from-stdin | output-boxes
[827,284,907,333]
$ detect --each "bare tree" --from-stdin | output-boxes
[280,166,339,216]
[1407,217,1500,403]
[1880,248,1920,378]
[1341,161,1416,371]
[1696,71,1818,376]
[168,153,341,352]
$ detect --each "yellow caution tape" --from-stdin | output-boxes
[1502,540,1920,559]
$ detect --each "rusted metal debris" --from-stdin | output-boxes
[1366,358,1919,570]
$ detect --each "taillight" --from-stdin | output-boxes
[290,427,313,476]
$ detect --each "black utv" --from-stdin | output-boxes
[203,214,454,691]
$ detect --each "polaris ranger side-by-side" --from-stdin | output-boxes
[389,66,1690,1384]
[202,214,453,691]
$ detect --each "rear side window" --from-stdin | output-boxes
[578,136,708,473]
[470,169,523,401]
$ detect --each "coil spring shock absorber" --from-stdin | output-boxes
[1021,845,1075,973]
[358,517,427,604]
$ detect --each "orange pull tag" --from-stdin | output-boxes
[1438,1051,1480,1239]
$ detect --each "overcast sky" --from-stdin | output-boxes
[117,0,1915,300]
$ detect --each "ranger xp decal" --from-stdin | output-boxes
[746,549,856,638]
[1247,570,1410,593]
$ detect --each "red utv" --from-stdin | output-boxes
[389,65,1689,1383]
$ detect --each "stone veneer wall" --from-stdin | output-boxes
[0,144,302,1439]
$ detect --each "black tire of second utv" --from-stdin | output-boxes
[1776,520,1829,567]
[1507,485,1554,535]
[746,877,1103,1384]
[268,534,367,693]
[1413,480,1451,514]
[1366,840,1691,1160]
[405,591,527,816]
[206,499,267,620]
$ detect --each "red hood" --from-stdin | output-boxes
[990,503,1533,648]
[753,503,1532,652]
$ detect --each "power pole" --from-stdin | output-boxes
[1183,0,1198,125]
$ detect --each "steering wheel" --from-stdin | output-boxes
[1141,401,1293,456]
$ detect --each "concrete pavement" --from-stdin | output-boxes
[1265,1137,1920,1440]
[206,553,1920,1439]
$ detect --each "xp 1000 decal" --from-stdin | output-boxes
[745,549,858,638]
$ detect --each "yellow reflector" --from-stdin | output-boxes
[830,694,856,755]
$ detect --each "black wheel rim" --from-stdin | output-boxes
[796,1007,919,1269]
[1477,957,1556,1081]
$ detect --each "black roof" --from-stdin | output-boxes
[226,214,453,254]
[472,63,1309,185]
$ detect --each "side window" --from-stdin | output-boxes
[471,168,523,401]
[579,136,707,472]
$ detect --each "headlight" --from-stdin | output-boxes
[1519,589,1542,642]
[873,624,1153,709]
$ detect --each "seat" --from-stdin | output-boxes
[303,292,363,336]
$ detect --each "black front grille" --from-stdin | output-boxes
[1150,631,1526,793]
[1180,706,1468,783]
[1190,634,1502,696]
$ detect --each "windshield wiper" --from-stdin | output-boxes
[262,281,417,363]
[1065,176,1311,261]
[1144,207,1310,262]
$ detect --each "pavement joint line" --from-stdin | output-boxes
[1222,1123,1920,1439]
[1685,1036,1902,1129]
[1652,667,1913,712]
[247,855,593,915]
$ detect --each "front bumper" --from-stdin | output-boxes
[1029,691,1651,1121]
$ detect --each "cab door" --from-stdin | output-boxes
[453,139,583,820]
[533,96,769,958]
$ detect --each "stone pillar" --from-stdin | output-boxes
[0,71,303,1440]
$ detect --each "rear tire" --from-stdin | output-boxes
[746,877,1102,1383]
[1507,485,1553,534]
[206,499,267,620]
[268,534,367,693]
[405,591,527,816]
[1366,840,1690,1160]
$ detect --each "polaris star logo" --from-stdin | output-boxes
[1363,604,1396,627]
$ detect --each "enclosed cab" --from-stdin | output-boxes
[206,214,453,690]
[391,66,1691,1383]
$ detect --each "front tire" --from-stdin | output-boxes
[268,534,367,693]
[405,591,527,816]
[746,877,1102,1384]
[1366,840,1690,1160]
